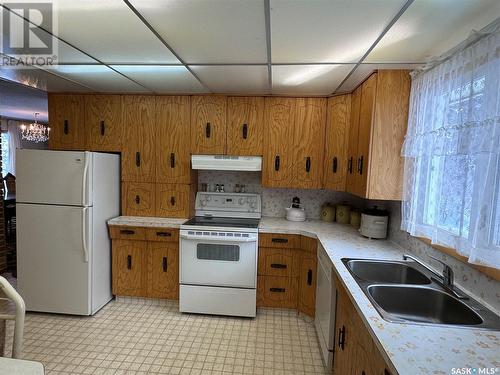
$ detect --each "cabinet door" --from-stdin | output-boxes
[346,87,361,194]
[226,97,264,155]
[155,184,194,218]
[122,96,155,182]
[156,96,193,184]
[48,94,86,150]
[355,73,377,198]
[86,95,123,152]
[333,297,354,375]
[112,240,146,297]
[122,182,155,217]
[293,98,327,189]
[262,98,296,188]
[298,255,317,317]
[190,96,227,154]
[323,95,351,191]
[147,242,179,299]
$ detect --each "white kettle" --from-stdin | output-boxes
[286,197,306,222]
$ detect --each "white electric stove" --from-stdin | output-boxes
[179,192,261,318]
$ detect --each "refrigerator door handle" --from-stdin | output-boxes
[82,153,89,206]
[82,208,89,263]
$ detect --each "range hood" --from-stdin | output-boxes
[191,155,262,171]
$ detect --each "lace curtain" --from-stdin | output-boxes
[402,26,500,268]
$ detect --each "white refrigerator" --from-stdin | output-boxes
[16,149,120,315]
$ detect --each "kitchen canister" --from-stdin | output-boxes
[335,204,351,224]
[359,206,389,239]
[350,210,361,229]
[320,203,336,222]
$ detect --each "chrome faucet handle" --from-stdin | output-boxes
[428,255,454,287]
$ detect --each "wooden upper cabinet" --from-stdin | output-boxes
[293,98,326,189]
[190,96,227,154]
[323,95,351,191]
[262,98,296,188]
[122,182,155,217]
[121,96,155,182]
[156,96,193,184]
[369,70,410,200]
[86,95,123,152]
[346,87,361,194]
[155,183,195,218]
[48,94,86,150]
[355,73,377,197]
[226,97,264,156]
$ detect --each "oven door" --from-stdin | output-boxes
[180,231,258,289]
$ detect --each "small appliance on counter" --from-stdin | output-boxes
[286,197,306,222]
[350,210,361,229]
[359,206,389,239]
[320,203,335,222]
[335,203,351,224]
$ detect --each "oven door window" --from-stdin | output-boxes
[196,243,240,262]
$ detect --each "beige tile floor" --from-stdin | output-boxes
[3,296,329,375]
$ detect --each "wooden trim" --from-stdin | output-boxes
[416,236,500,281]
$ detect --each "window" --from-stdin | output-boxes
[1,132,9,177]
[402,29,500,268]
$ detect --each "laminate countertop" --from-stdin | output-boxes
[108,216,500,374]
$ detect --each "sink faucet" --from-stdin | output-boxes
[403,254,468,300]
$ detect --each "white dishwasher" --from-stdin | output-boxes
[315,244,337,370]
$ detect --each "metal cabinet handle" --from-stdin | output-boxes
[242,123,248,139]
[348,157,353,174]
[357,156,364,175]
[307,269,313,285]
[338,325,345,350]
[205,122,211,138]
[271,238,288,243]
[156,231,172,237]
[270,263,287,269]
[274,155,280,171]
[120,229,135,235]
[170,196,176,206]
[63,120,69,135]
[305,157,311,172]
[332,157,338,173]
[170,153,175,168]
[162,257,168,272]
[100,120,105,136]
[127,255,132,270]
[135,195,140,204]
[270,288,285,293]
[135,152,141,167]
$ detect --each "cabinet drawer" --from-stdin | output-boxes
[258,233,300,249]
[109,226,146,240]
[145,228,179,242]
[258,247,298,277]
[257,276,298,309]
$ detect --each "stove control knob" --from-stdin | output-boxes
[206,196,212,202]
[238,198,245,205]
[200,199,207,207]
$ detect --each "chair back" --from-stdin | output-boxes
[4,173,15,195]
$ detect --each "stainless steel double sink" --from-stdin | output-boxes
[342,258,500,330]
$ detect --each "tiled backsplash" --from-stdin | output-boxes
[197,171,366,218]
[387,200,500,313]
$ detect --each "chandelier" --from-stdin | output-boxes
[21,112,50,143]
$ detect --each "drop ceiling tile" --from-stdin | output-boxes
[366,0,500,63]
[272,65,353,95]
[0,60,91,92]
[190,66,268,94]
[9,0,181,64]
[336,63,421,93]
[111,65,206,93]
[270,0,407,63]
[129,0,267,64]
[43,65,150,92]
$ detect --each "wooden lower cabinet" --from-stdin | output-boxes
[112,240,147,297]
[333,274,393,375]
[257,233,317,317]
[110,226,179,300]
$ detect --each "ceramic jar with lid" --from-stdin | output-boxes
[336,204,351,224]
